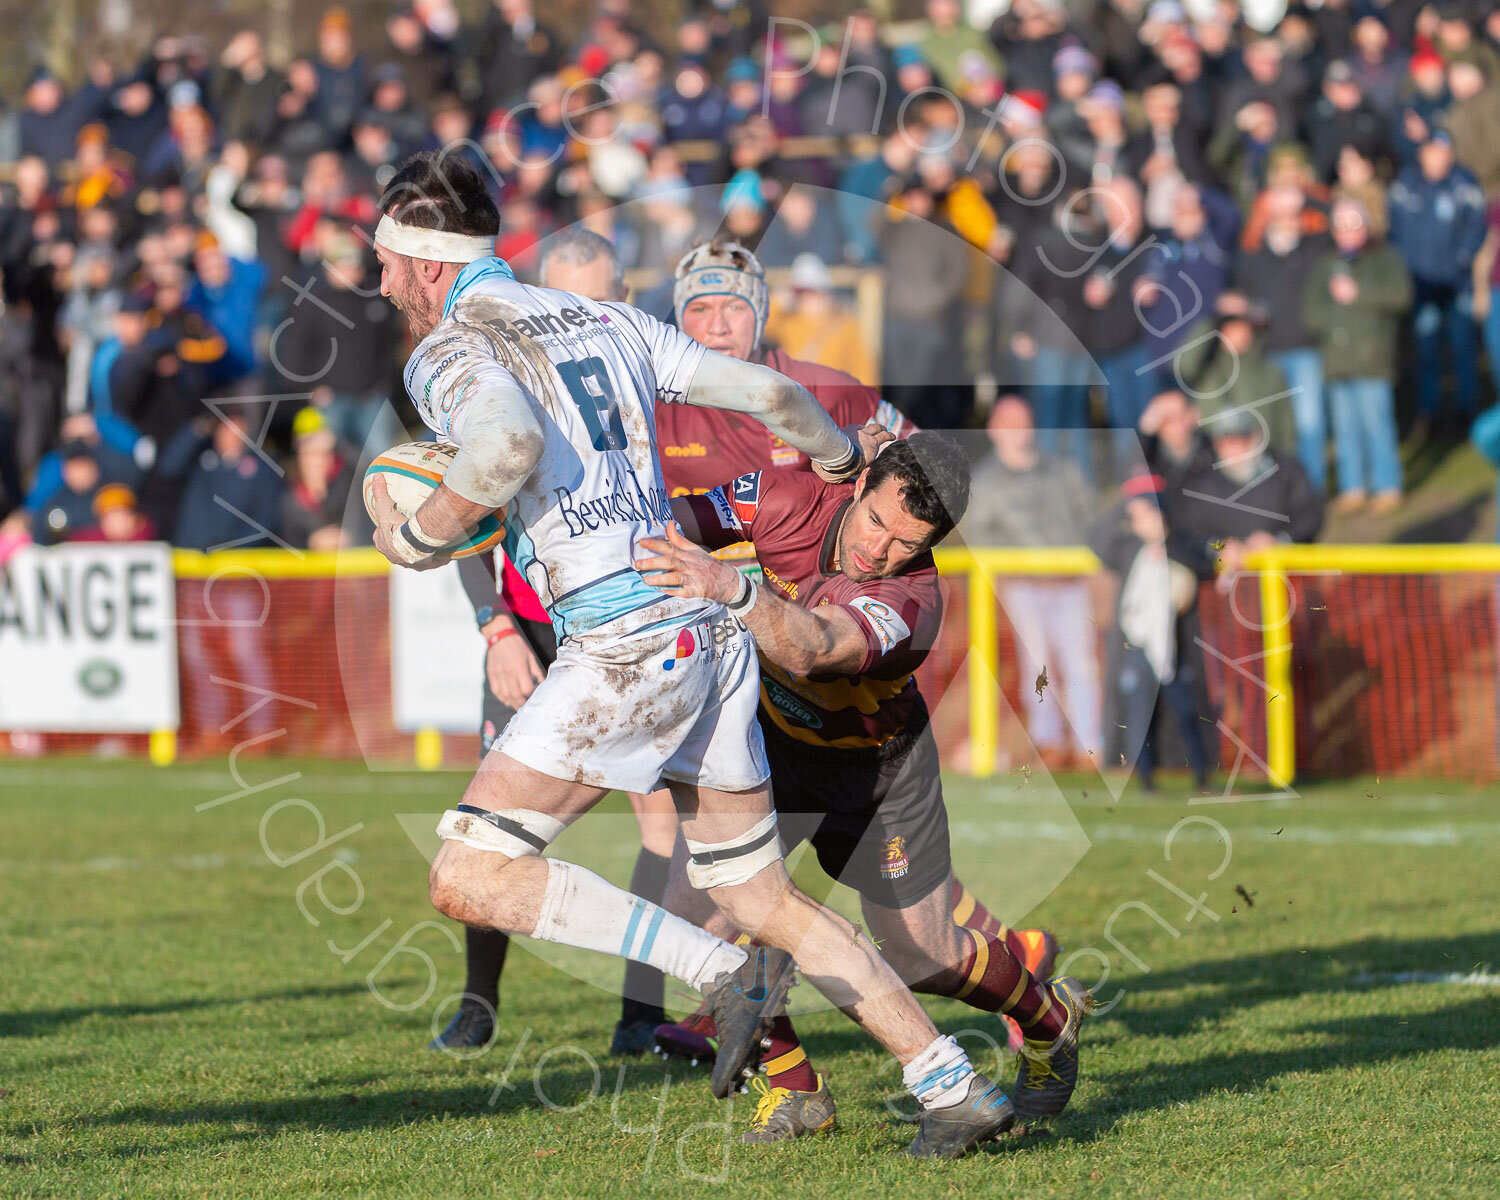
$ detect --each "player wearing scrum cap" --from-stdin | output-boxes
[366,152,1013,1156]
[657,237,912,495]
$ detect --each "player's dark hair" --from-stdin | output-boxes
[378,152,500,237]
[863,431,971,541]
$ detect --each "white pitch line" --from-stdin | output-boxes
[1353,969,1500,988]
[948,819,1499,846]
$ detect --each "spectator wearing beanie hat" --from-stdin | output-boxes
[1391,49,1453,168]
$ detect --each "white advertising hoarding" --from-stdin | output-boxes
[389,562,485,733]
[0,542,179,731]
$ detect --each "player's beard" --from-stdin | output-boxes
[393,260,442,341]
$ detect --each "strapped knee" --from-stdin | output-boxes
[436,804,565,858]
[683,813,782,889]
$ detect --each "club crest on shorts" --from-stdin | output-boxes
[879,836,910,880]
[662,628,696,670]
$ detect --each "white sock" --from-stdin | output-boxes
[532,859,746,990]
[903,1034,977,1110]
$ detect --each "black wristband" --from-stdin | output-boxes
[399,519,448,556]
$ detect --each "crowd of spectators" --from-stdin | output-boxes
[3,0,1500,557]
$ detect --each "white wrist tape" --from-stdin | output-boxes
[813,435,861,480]
[683,812,782,889]
[726,575,758,617]
[436,805,566,858]
[374,214,496,264]
[389,523,433,565]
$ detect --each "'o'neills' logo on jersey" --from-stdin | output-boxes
[761,565,797,600]
[763,678,822,728]
[554,479,672,537]
[662,443,708,457]
[486,306,606,345]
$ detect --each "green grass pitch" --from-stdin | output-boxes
[2,758,1497,1198]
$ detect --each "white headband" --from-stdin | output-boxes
[374,214,495,263]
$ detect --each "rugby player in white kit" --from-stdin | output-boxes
[366,154,1012,1157]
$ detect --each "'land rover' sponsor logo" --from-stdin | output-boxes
[764,678,822,728]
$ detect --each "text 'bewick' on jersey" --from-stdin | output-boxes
[553,479,672,537]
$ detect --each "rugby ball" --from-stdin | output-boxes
[363,441,505,559]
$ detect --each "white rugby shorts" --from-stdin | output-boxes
[493,610,770,794]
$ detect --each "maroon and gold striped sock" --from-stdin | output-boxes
[924,927,1067,1041]
[762,1014,820,1092]
[949,879,1032,963]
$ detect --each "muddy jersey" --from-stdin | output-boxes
[656,346,912,495]
[685,469,942,749]
[403,260,717,648]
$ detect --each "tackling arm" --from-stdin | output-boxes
[635,521,868,676]
[683,351,860,480]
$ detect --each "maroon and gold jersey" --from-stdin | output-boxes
[656,345,912,496]
[685,469,941,750]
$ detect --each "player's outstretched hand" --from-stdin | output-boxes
[848,421,894,464]
[370,475,452,572]
[635,522,740,604]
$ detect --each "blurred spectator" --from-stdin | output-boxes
[764,254,875,385]
[188,232,266,382]
[963,396,1103,765]
[1125,82,1214,227]
[1445,60,1500,198]
[1388,132,1487,433]
[155,407,285,550]
[1090,473,1212,793]
[264,234,401,455]
[756,188,843,268]
[1171,406,1324,575]
[477,0,563,114]
[1391,50,1451,169]
[211,31,283,146]
[998,190,1100,474]
[1237,183,1333,491]
[32,441,105,545]
[19,69,100,167]
[1302,196,1412,512]
[70,482,157,543]
[1138,183,1238,387]
[1174,292,1295,457]
[1331,142,1389,239]
[919,0,1004,90]
[310,7,366,142]
[283,407,359,550]
[1345,11,1406,119]
[879,175,972,430]
[1080,177,1158,457]
[1306,59,1389,182]
[1137,389,1212,488]
[1475,202,1500,402]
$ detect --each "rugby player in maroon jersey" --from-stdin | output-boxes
[634,433,1093,1145]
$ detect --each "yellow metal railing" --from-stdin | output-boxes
[156,543,1500,782]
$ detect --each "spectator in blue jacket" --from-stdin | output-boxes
[187,232,266,382]
[1388,131,1488,433]
[1139,184,1239,392]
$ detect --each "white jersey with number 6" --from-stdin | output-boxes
[403,272,714,649]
